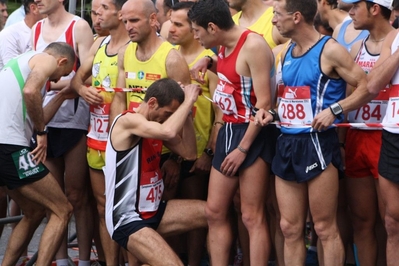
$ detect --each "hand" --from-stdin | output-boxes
[312,108,336,131]
[189,154,212,174]
[79,85,104,105]
[190,57,209,84]
[182,84,202,104]
[254,109,274,126]
[220,148,246,176]
[161,159,181,189]
[30,134,47,165]
[59,86,79,100]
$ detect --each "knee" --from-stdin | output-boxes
[205,202,228,224]
[279,218,303,241]
[66,189,89,210]
[384,214,399,237]
[241,208,265,230]
[313,220,338,241]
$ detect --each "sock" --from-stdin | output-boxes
[78,260,91,266]
[56,259,69,266]
[308,246,317,252]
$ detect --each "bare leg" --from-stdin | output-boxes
[90,168,120,265]
[64,136,92,261]
[309,164,344,266]
[238,158,271,265]
[378,175,399,266]
[2,174,72,266]
[126,199,207,265]
[206,167,239,265]
[346,175,378,266]
[0,187,7,238]
[276,176,308,266]
[180,172,209,266]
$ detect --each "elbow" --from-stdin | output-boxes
[367,82,382,96]
[23,88,36,100]
[163,129,178,142]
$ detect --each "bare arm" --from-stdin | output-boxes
[164,114,197,161]
[74,19,95,63]
[43,87,78,123]
[166,49,191,85]
[109,44,128,125]
[221,34,274,176]
[236,34,273,151]
[70,37,104,105]
[110,84,201,151]
[312,39,374,131]
[25,54,58,164]
[368,29,399,94]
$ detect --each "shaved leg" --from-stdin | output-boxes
[2,174,72,265]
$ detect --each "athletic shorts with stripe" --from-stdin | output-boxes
[212,123,279,176]
[272,129,343,183]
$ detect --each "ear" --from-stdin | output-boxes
[149,12,158,26]
[118,10,122,20]
[147,97,158,109]
[292,11,301,25]
[57,57,68,66]
[207,22,217,33]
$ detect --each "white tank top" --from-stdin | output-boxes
[0,51,47,146]
[382,32,399,134]
[33,16,89,130]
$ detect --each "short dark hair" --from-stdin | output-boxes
[23,0,35,14]
[144,78,184,107]
[285,0,317,24]
[113,0,128,10]
[44,42,76,66]
[171,1,194,12]
[164,0,179,13]
[171,1,194,23]
[394,0,399,10]
[0,0,6,5]
[365,1,391,20]
[188,0,235,31]
[317,0,338,9]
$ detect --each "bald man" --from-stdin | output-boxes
[110,0,192,195]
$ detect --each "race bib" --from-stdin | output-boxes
[278,86,313,126]
[138,170,163,212]
[87,103,110,141]
[386,85,399,123]
[213,81,238,115]
[11,148,46,179]
[348,89,389,123]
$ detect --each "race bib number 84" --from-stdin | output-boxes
[11,148,45,179]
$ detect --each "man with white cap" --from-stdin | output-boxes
[339,0,393,265]
[366,0,399,265]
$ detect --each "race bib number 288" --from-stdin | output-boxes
[278,86,313,126]
[11,148,46,179]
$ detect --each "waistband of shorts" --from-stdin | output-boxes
[281,128,336,138]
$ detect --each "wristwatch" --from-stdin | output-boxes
[267,109,278,122]
[329,103,343,118]
[204,148,214,157]
[36,126,48,136]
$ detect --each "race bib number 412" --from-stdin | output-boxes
[11,148,46,179]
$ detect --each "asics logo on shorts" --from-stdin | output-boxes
[305,162,318,173]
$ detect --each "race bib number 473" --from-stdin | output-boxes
[11,148,46,179]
